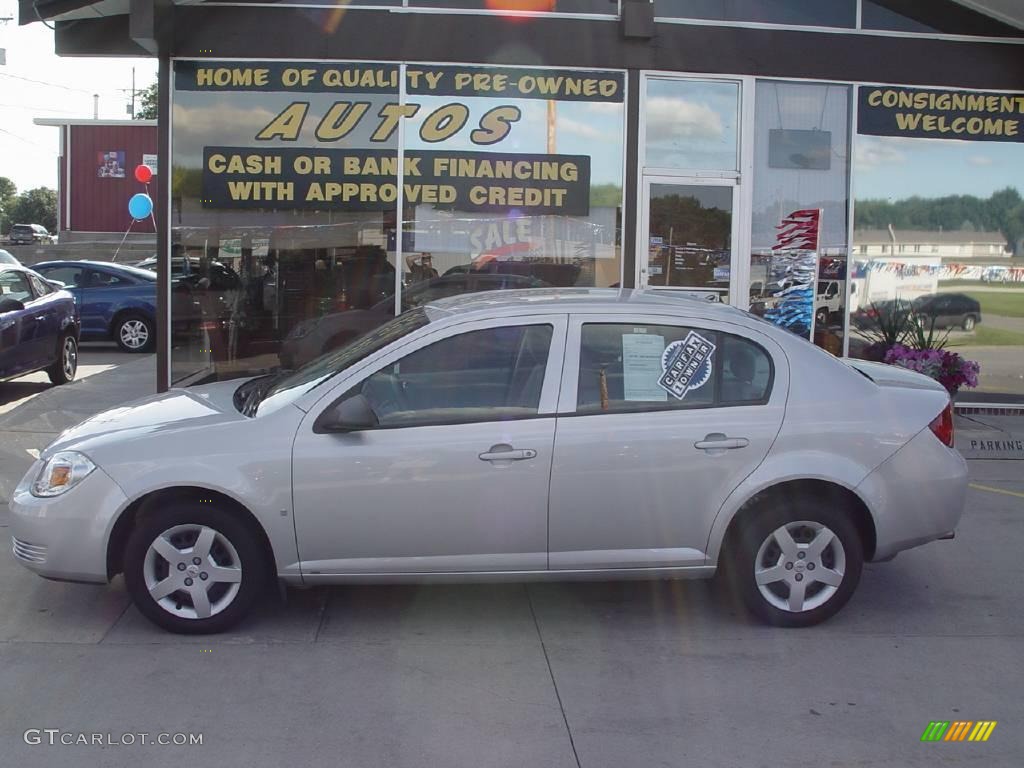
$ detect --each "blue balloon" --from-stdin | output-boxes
[128,193,153,220]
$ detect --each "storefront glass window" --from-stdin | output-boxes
[654,0,856,28]
[644,79,739,171]
[408,0,616,11]
[751,80,851,353]
[849,85,1024,398]
[861,0,1022,37]
[170,61,625,385]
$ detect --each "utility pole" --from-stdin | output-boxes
[0,15,13,66]
[122,67,146,118]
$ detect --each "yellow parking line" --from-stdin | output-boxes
[969,483,1024,499]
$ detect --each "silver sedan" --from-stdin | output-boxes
[9,289,967,633]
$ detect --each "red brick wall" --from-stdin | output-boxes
[69,124,158,234]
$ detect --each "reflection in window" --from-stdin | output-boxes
[654,0,856,28]
[751,80,851,356]
[408,0,616,11]
[861,0,1022,37]
[849,133,1024,398]
[644,79,740,171]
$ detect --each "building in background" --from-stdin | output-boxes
[34,118,157,242]
[20,1,1024,401]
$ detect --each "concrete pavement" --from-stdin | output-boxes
[0,350,1021,767]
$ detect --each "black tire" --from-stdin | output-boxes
[46,333,78,385]
[962,315,976,332]
[726,495,863,628]
[123,501,269,634]
[814,309,829,328]
[113,313,155,353]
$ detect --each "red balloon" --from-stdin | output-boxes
[134,164,153,183]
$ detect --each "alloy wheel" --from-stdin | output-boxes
[62,337,77,380]
[143,524,242,620]
[119,319,150,350]
[753,521,846,613]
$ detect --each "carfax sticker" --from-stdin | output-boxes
[658,331,716,400]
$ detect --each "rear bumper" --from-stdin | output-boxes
[857,428,968,561]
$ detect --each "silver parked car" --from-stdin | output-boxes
[9,290,967,633]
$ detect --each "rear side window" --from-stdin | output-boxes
[38,265,85,287]
[576,323,772,414]
[354,324,553,428]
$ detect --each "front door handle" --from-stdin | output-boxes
[479,445,537,462]
[694,434,749,451]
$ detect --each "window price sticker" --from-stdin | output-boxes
[658,331,715,400]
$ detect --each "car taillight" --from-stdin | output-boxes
[929,403,955,447]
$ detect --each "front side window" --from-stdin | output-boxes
[0,271,33,304]
[87,270,130,287]
[353,324,553,428]
[576,323,771,413]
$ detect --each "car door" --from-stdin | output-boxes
[0,270,42,376]
[25,273,62,365]
[291,314,567,575]
[548,314,788,569]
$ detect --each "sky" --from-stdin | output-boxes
[854,135,1024,201]
[0,4,158,194]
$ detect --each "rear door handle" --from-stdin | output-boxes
[479,446,537,462]
[694,434,749,451]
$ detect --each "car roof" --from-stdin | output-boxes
[425,288,751,321]
[36,260,132,270]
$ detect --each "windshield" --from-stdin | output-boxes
[255,307,431,414]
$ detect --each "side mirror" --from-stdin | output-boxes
[314,393,379,433]
[0,297,26,313]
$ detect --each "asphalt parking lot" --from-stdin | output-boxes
[0,348,1021,767]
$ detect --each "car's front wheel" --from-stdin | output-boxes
[114,313,155,353]
[962,315,977,332]
[123,503,268,634]
[728,498,863,627]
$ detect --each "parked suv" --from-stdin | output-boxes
[9,224,55,245]
[912,293,982,331]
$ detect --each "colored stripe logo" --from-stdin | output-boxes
[921,721,996,742]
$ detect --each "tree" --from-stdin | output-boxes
[137,81,159,120]
[0,176,16,235]
[8,188,58,233]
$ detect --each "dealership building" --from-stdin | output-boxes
[21,1,1024,400]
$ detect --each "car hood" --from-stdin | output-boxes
[43,379,248,459]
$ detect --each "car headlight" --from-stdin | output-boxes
[31,451,96,498]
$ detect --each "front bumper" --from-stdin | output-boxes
[9,460,128,583]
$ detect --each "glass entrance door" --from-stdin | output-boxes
[640,178,738,302]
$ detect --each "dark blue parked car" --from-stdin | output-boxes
[0,264,80,385]
[34,261,157,352]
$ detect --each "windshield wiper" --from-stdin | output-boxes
[234,371,291,417]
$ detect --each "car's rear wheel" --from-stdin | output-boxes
[962,315,976,332]
[728,498,863,627]
[815,308,829,327]
[123,503,268,634]
[114,313,155,353]
[46,333,78,385]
